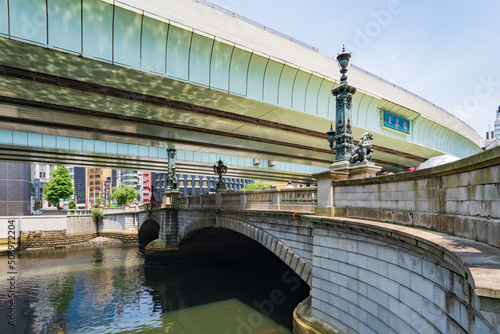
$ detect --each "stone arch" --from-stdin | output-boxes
[139,219,160,245]
[179,216,312,285]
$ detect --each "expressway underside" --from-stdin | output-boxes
[0,37,439,176]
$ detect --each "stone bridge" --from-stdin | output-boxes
[138,147,500,334]
[35,147,497,333]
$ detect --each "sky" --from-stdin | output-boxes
[206,0,500,139]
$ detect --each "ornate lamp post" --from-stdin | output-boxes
[326,122,336,150]
[166,148,177,191]
[329,45,357,169]
[213,158,228,190]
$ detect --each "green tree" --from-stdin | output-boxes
[91,208,104,222]
[68,200,76,210]
[44,166,74,208]
[109,183,137,206]
[242,181,271,191]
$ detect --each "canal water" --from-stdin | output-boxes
[0,242,309,334]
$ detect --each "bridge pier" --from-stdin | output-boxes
[161,208,180,246]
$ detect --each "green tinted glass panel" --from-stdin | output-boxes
[113,6,141,68]
[148,146,158,158]
[0,130,12,144]
[106,142,118,155]
[129,144,139,156]
[246,54,268,100]
[117,143,128,155]
[166,24,191,81]
[69,138,83,151]
[141,16,167,74]
[304,76,322,115]
[139,146,148,157]
[210,41,232,91]
[277,65,297,108]
[189,34,213,86]
[42,135,56,148]
[82,0,112,60]
[263,60,283,104]
[291,71,311,112]
[82,139,94,151]
[0,0,8,36]
[9,0,47,44]
[12,132,27,146]
[229,48,251,96]
[48,0,81,52]
[56,136,69,150]
[28,133,42,147]
[317,80,334,118]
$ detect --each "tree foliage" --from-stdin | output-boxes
[91,208,104,222]
[242,181,271,191]
[44,166,74,204]
[109,183,137,206]
[68,200,76,210]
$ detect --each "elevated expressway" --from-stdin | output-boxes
[0,0,483,182]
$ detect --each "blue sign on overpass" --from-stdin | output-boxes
[383,111,410,134]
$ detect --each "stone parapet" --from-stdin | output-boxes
[305,215,500,333]
[328,146,500,248]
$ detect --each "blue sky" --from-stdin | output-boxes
[209,0,500,139]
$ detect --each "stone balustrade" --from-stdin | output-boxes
[67,209,92,215]
[177,187,318,212]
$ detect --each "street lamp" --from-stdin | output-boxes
[329,45,357,168]
[213,158,228,190]
[337,45,351,84]
[326,122,336,150]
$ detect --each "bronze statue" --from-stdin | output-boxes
[168,167,177,190]
[350,132,374,165]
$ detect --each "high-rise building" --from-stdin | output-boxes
[86,168,112,207]
[143,171,152,203]
[103,169,118,204]
[71,167,86,206]
[33,163,56,209]
[120,170,142,202]
[495,106,500,139]
[0,162,32,216]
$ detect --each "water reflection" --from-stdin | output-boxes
[0,245,308,334]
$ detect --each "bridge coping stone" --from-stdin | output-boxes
[334,145,500,187]
[304,214,500,301]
